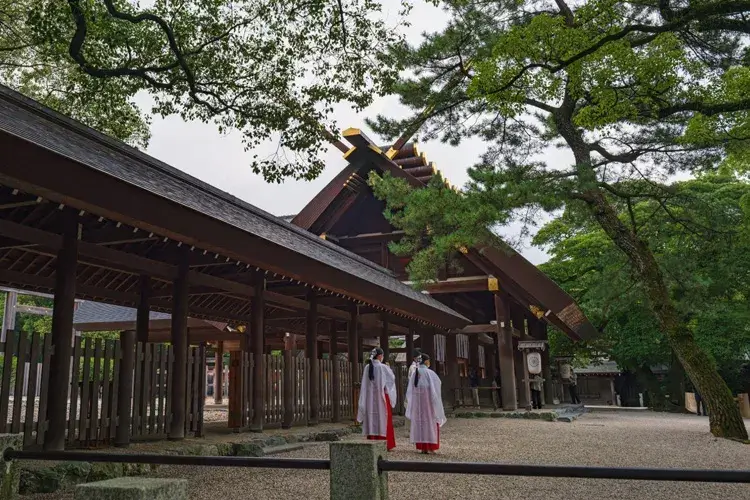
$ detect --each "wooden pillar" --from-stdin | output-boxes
[44,208,78,451]
[406,328,415,361]
[538,322,554,405]
[250,272,265,432]
[136,276,151,343]
[494,293,517,411]
[214,342,224,404]
[485,343,496,381]
[445,334,460,407]
[380,315,389,362]
[420,329,435,367]
[168,250,189,440]
[228,350,243,428]
[331,321,341,423]
[468,334,480,371]
[306,290,319,425]
[348,304,359,420]
[114,329,136,447]
[511,306,531,410]
[282,333,294,429]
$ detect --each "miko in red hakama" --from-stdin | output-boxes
[366,392,396,451]
[358,355,397,451]
[406,360,446,454]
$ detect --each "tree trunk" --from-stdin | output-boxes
[583,187,747,439]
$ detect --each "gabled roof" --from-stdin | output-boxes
[0,85,469,329]
[291,128,597,341]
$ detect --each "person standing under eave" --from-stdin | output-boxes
[406,354,447,454]
[358,347,397,451]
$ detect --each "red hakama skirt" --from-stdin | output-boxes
[415,424,440,452]
[366,392,396,451]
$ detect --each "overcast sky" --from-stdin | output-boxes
[139,1,562,264]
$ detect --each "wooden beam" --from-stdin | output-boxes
[44,208,78,451]
[0,219,360,319]
[403,275,498,295]
[335,231,405,245]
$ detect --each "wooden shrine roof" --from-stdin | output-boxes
[0,85,469,330]
[291,128,597,341]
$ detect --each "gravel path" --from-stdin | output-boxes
[25,411,749,500]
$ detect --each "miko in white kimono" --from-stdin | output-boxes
[405,354,446,454]
[357,347,397,450]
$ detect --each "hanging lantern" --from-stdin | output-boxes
[527,352,542,375]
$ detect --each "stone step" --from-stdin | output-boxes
[261,443,304,456]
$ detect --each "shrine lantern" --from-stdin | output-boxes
[527,352,542,375]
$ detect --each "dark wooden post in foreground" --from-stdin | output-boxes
[214,341,224,405]
[348,304,359,420]
[115,329,136,447]
[330,321,341,423]
[44,208,78,451]
[250,273,265,432]
[494,293,517,411]
[307,290,319,425]
[169,250,190,440]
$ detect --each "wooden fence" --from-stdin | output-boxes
[0,329,397,449]
[0,331,206,449]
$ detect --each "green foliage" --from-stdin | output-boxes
[536,175,750,392]
[0,0,407,181]
[369,0,750,435]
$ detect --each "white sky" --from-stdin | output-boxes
[138,1,561,264]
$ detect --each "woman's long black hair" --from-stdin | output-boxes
[414,353,430,387]
[368,347,384,381]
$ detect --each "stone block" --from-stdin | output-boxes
[232,442,264,457]
[88,462,125,482]
[75,477,187,500]
[314,431,340,442]
[0,434,22,499]
[330,442,388,500]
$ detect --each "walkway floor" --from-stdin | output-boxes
[27,411,749,499]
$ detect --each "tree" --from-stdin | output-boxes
[369,0,750,438]
[536,175,750,407]
[0,0,404,180]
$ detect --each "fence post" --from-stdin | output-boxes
[0,433,22,499]
[330,442,388,500]
[74,478,187,500]
[282,350,293,429]
[115,330,136,447]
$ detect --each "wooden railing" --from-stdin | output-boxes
[0,330,377,448]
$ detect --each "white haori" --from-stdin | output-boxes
[357,360,396,437]
[405,366,446,444]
